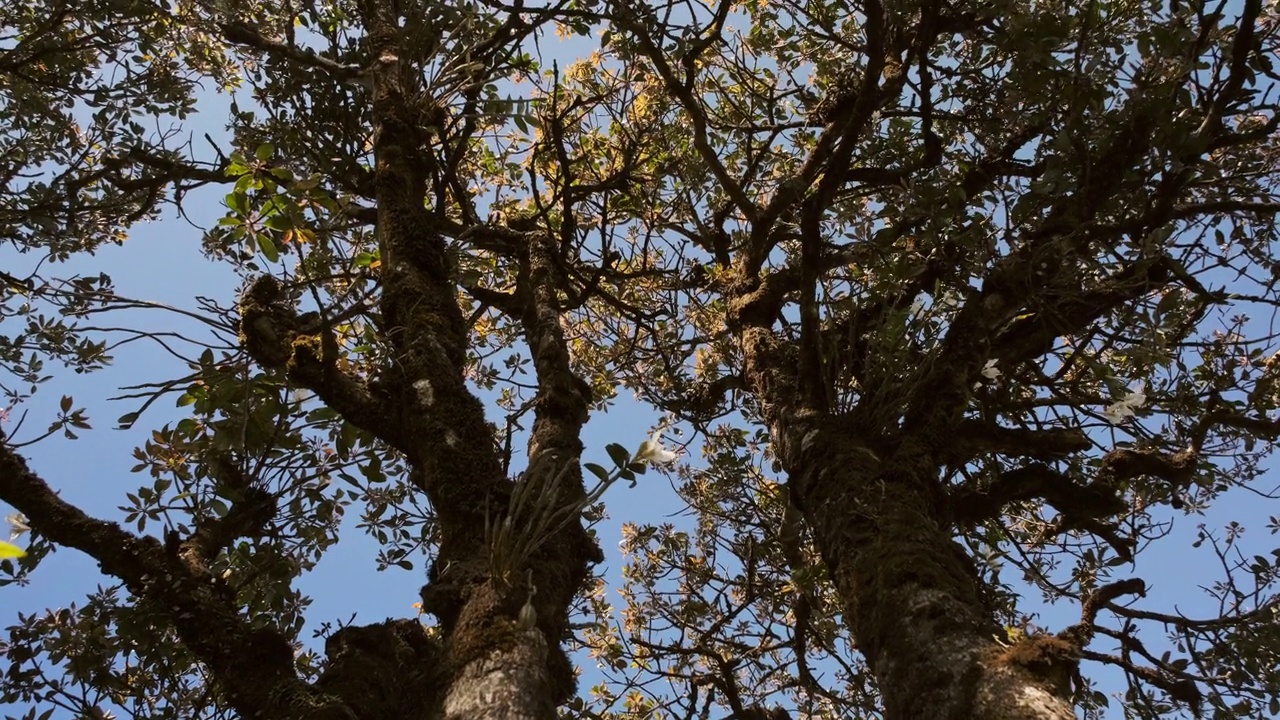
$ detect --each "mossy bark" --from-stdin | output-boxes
[729,313,1079,719]
[228,4,603,717]
[783,420,1077,719]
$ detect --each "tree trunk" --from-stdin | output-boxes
[442,629,556,720]
[782,419,1078,720]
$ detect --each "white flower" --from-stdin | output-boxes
[1103,381,1147,424]
[1103,403,1135,424]
[1128,381,1147,405]
[6,513,30,541]
[980,359,1001,381]
[635,430,678,466]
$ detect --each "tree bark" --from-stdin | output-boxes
[442,628,556,720]
[728,313,1080,719]
[781,420,1078,719]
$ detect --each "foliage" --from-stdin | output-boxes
[0,0,1279,719]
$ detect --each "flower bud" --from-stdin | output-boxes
[517,599,537,630]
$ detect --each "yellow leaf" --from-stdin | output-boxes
[0,540,26,559]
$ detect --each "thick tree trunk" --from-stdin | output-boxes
[783,420,1077,720]
[442,629,556,720]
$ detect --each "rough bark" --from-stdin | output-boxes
[442,628,556,720]
[706,5,1255,704]
[730,307,1087,720]
[346,3,599,715]
[777,418,1078,720]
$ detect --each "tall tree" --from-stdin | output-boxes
[595,0,1280,717]
[1,1,1279,719]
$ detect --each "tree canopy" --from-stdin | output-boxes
[2,0,1280,718]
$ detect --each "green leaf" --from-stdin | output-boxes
[606,443,631,468]
[225,191,249,215]
[259,234,279,263]
[1155,288,1182,315]
[584,462,610,482]
[255,142,275,162]
[226,153,249,175]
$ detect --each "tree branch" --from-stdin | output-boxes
[949,462,1127,527]
[219,21,363,82]
[611,3,758,223]
[0,439,330,720]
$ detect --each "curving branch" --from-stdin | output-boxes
[237,275,406,453]
[949,462,1127,529]
[219,21,363,82]
[0,439,332,720]
[945,422,1092,464]
[1096,446,1197,509]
